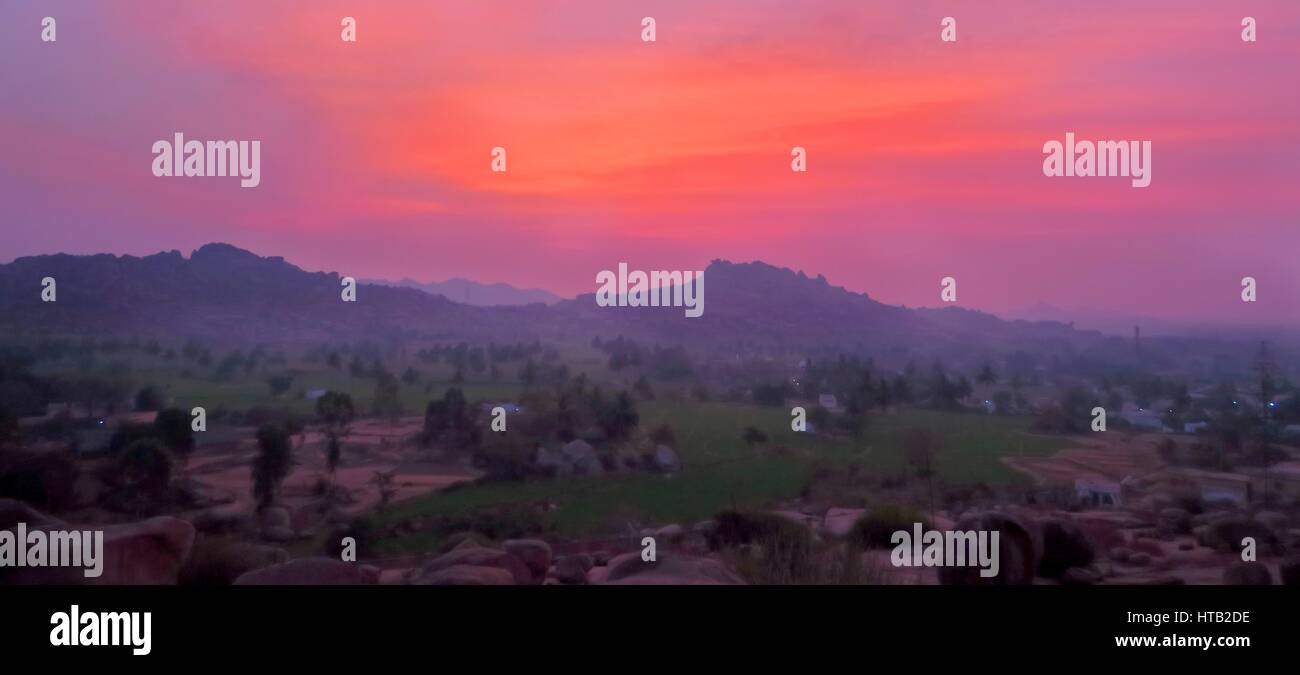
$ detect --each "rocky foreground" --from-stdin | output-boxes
[4,494,1299,585]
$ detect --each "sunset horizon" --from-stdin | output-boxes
[3,0,1297,325]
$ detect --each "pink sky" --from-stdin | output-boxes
[1,0,1297,324]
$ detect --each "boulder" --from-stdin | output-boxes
[1037,519,1095,580]
[1222,562,1272,586]
[259,506,292,530]
[586,565,610,584]
[1254,510,1289,533]
[651,445,680,473]
[417,564,515,586]
[553,554,593,584]
[822,508,865,538]
[261,525,295,543]
[1196,517,1277,554]
[503,539,552,584]
[179,539,289,585]
[233,557,379,585]
[409,546,531,585]
[0,502,194,585]
[603,552,744,585]
[534,446,569,476]
[654,524,686,543]
[1061,566,1103,585]
[938,512,1039,585]
[1156,507,1191,536]
[191,508,256,535]
[561,439,602,475]
[1279,557,1300,586]
[95,516,196,585]
[0,498,66,530]
[691,519,717,536]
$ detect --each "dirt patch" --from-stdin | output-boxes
[1004,433,1165,486]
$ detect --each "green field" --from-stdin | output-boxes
[28,345,1071,551]
[372,403,1069,550]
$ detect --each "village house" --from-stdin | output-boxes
[1075,477,1123,508]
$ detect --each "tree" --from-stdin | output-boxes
[649,424,678,448]
[116,438,174,503]
[976,364,998,385]
[992,390,1013,415]
[752,383,786,407]
[892,375,912,404]
[315,392,355,478]
[267,373,294,397]
[633,375,655,400]
[599,391,640,442]
[422,387,479,451]
[252,424,294,511]
[902,428,940,521]
[134,385,167,412]
[153,408,196,467]
[371,371,401,420]
[371,470,397,508]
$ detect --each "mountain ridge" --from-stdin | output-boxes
[0,243,1101,358]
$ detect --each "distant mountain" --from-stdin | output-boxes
[1008,303,1298,340]
[551,260,1097,356]
[363,277,561,307]
[0,244,550,345]
[0,244,1110,360]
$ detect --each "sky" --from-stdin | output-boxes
[1,0,1297,324]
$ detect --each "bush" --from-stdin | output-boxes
[0,449,79,511]
[252,424,294,510]
[179,536,289,586]
[108,422,160,455]
[115,438,174,497]
[134,385,167,412]
[709,510,800,549]
[649,424,678,449]
[847,505,929,549]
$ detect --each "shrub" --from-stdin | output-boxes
[847,505,929,549]
[115,438,174,498]
[0,449,79,511]
[133,385,167,412]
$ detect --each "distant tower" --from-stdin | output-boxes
[1134,326,1141,356]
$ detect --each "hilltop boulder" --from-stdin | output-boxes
[234,557,379,585]
[938,512,1039,585]
[603,552,744,585]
